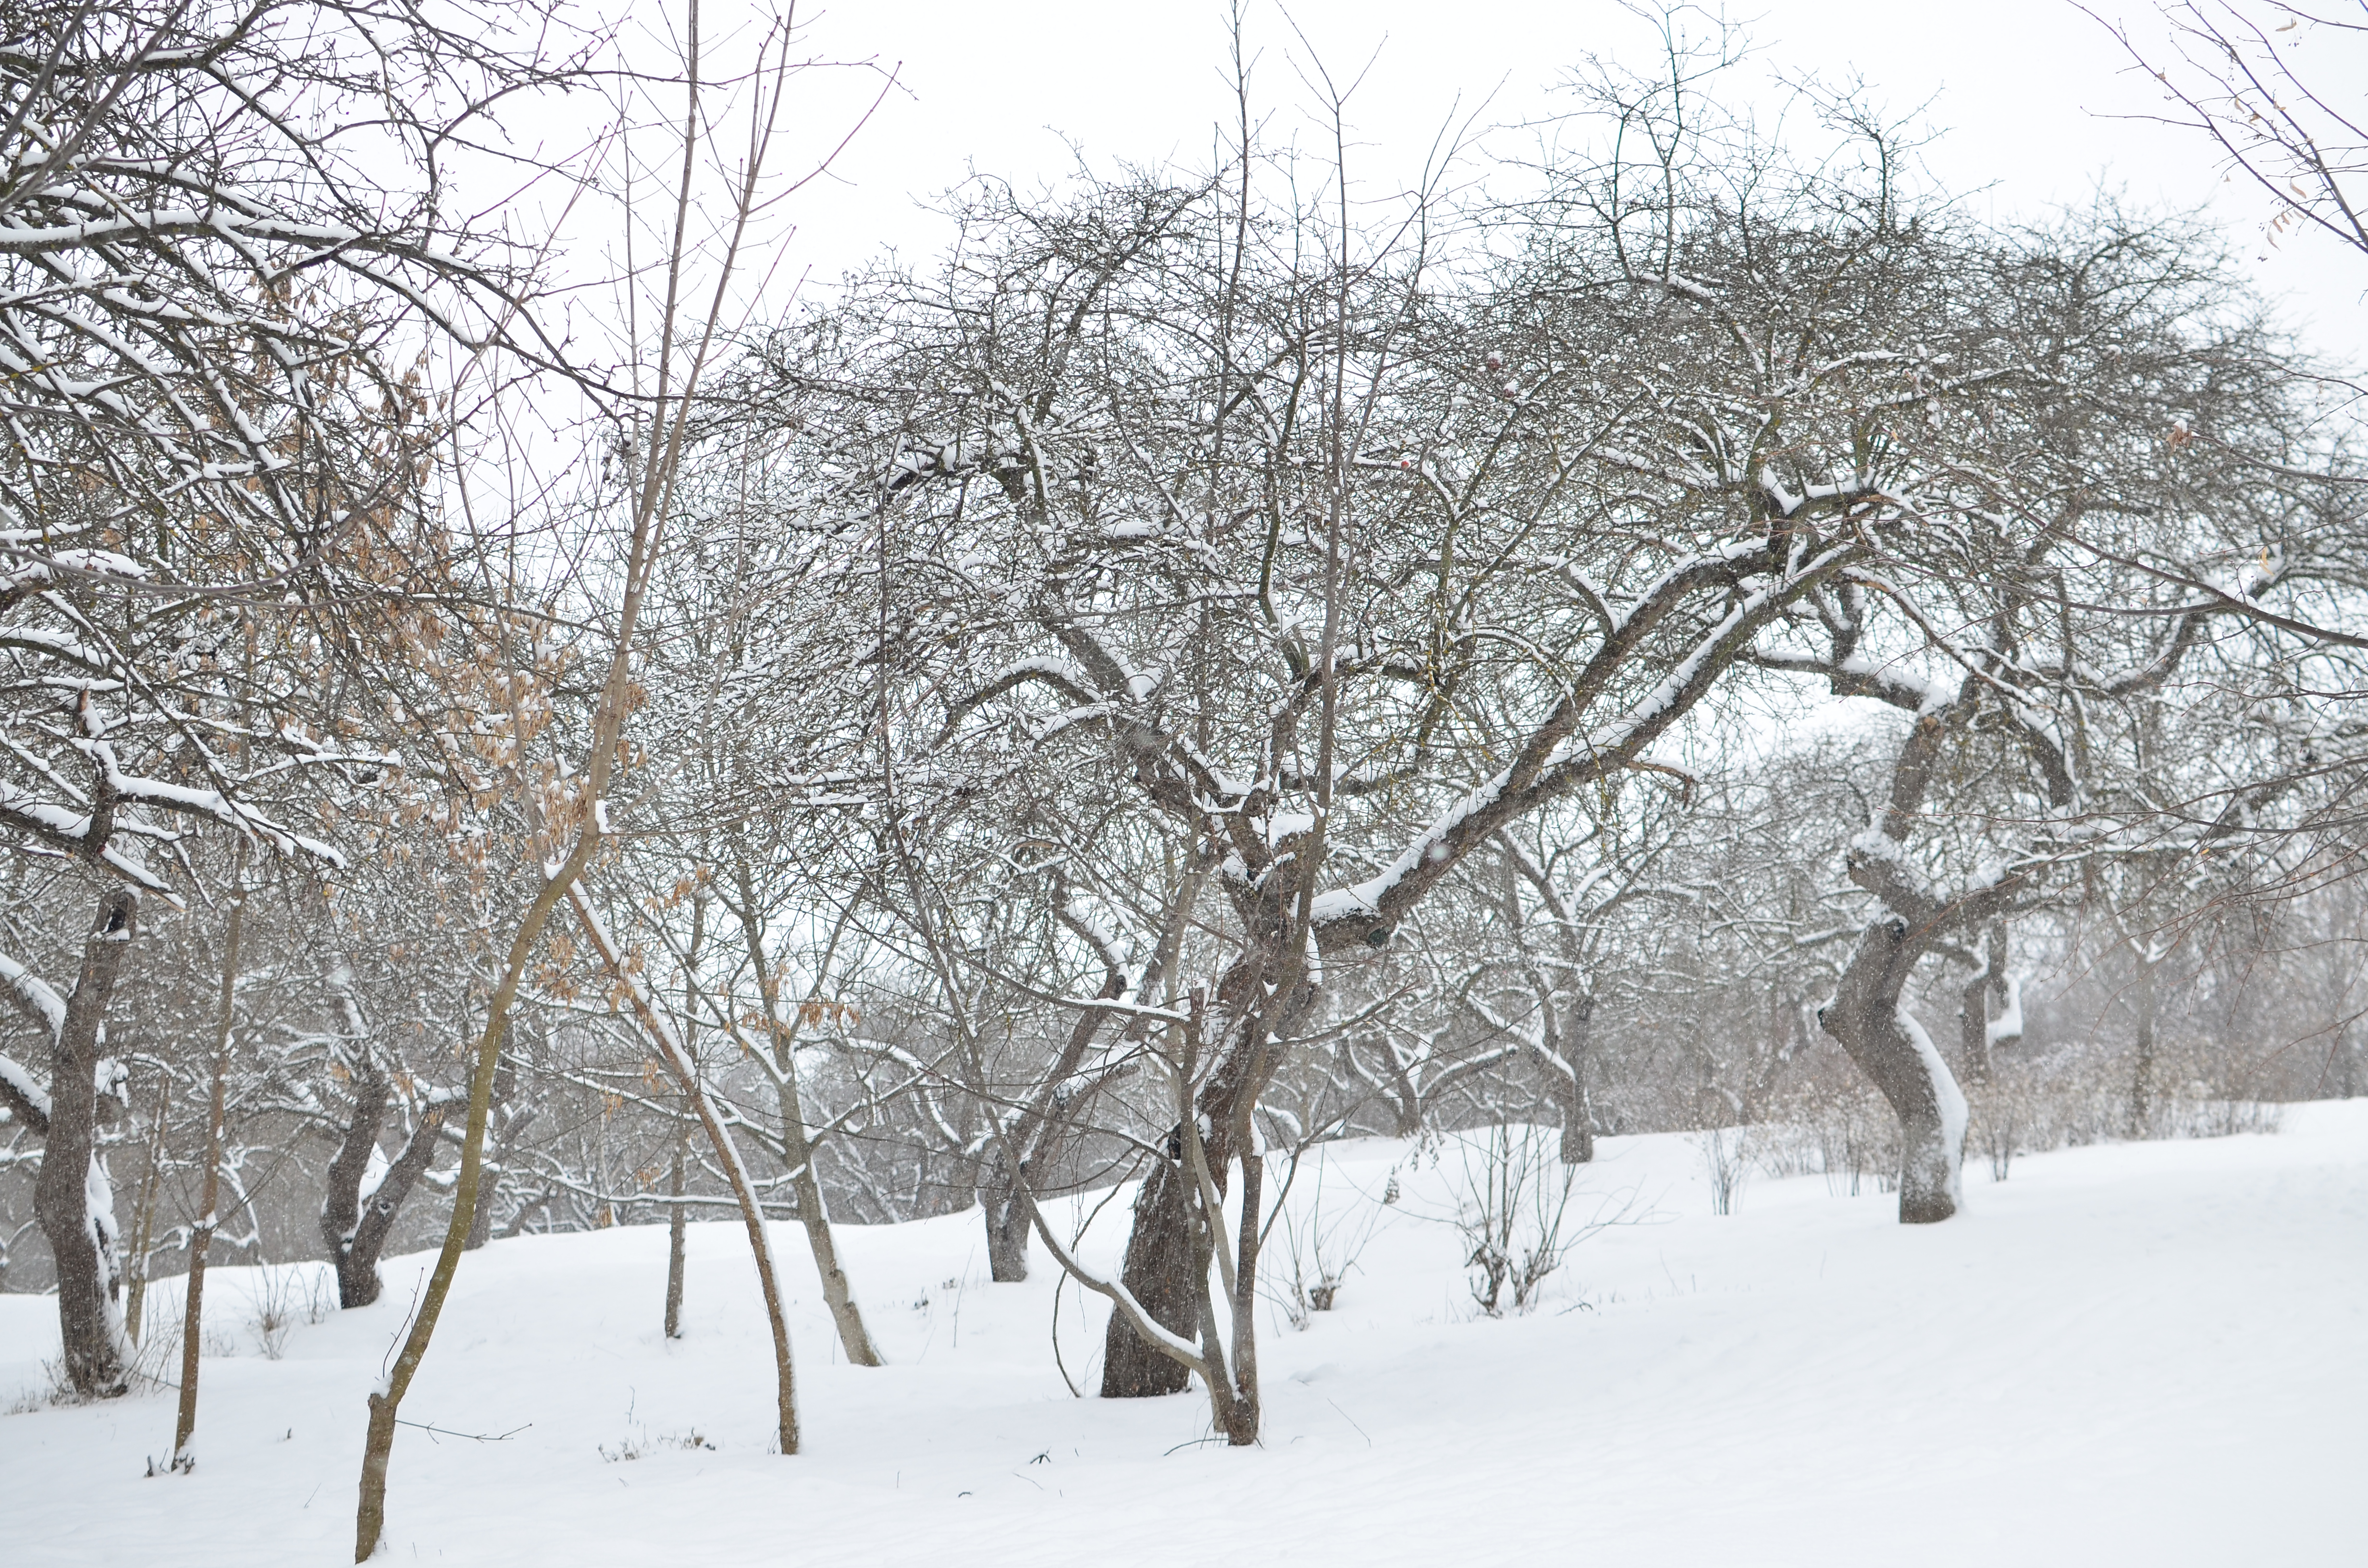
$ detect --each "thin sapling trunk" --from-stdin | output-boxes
[173,851,247,1468]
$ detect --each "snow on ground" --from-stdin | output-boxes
[3,1103,2363,1567]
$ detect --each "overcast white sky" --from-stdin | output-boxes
[726,0,2364,367]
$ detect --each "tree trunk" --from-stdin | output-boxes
[2127,955,2159,1139]
[1098,1152,1202,1398]
[980,970,1122,1284]
[31,887,139,1399]
[1099,947,1303,1409]
[122,1076,172,1341]
[321,1060,389,1306]
[729,882,882,1366]
[981,1149,1032,1284]
[461,1044,517,1253]
[1958,963,1995,1084]
[1957,922,2011,1084]
[321,1075,446,1311]
[664,1125,687,1339]
[357,850,596,1561]
[1820,917,1968,1225]
[175,862,246,1466]
[777,1087,880,1365]
[1555,993,1596,1164]
[563,881,801,1456]
[1364,1034,1423,1138]
[1100,1056,1253,1400]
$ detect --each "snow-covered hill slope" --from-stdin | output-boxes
[4,1103,2363,1567]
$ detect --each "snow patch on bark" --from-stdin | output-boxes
[1897,1005,1967,1211]
[84,1153,130,1363]
[1986,975,2025,1048]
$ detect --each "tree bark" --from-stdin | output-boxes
[357,845,597,1560]
[1957,921,2012,1084]
[461,1044,520,1253]
[1099,939,1306,1412]
[1820,916,1968,1224]
[1554,992,1597,1164]
[122,1076,171,1341]
[981,1158,1032,1284]
[31,887,139,1399]
[1098,1152,1201,1397]
[982,957,1124,1283]
[320,1060,388,1303]
[321,1066,446,1311]
[2127,953,2160,1139]
[664,1123,687,1339]
[774,1078,878,1364]
[729,880,882,1366]
[175,859,246,1466]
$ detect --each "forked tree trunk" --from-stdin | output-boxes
[730,884,882,1366]
[320,1068,446,1311]
[31,887,140,1399]
[1820,917,1968,1225]
[1099,949,1301,1414]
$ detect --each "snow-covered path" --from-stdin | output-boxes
[4,1103,2362,1566]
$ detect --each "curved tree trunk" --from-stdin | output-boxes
[1814,674,2033,1225]
[1820,917,1968,1225]
[31,888,139,1399]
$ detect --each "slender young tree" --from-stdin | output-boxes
[170,847,246,1469]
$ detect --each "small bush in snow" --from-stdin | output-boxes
[1698,1127,1751,1215]
[1271,1148,1393,1327]
[245,1266,331,1360]
[1452,1124,1581,1317]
